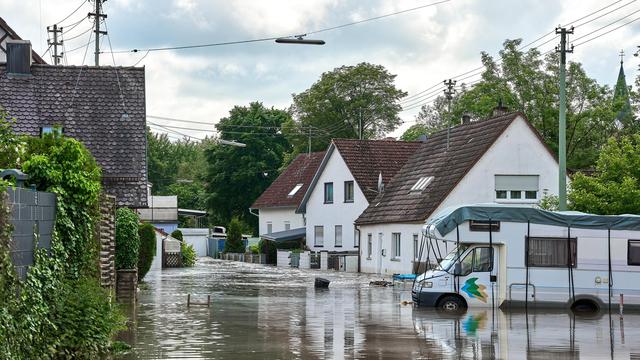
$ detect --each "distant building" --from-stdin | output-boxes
[137,194,179,234]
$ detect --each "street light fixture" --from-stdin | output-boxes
[218,139,246,147]
[275,35,325,45]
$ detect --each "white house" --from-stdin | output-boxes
[250,151,325,243]
[356,110,564,275]
[297,139,421,255]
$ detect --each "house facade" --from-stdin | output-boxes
[356,111,562,275]
[297,139,420,254]
[251,151,325,241]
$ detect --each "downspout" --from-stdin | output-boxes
[248,208,259,217]
[355,225,361,273]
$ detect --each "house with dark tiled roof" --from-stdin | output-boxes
[250,151,325,242]
[296,139,421,260]
[0,38,147,207]
[355,110,563,275]
[0,17,46,64]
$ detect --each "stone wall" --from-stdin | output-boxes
[98,194,116,290]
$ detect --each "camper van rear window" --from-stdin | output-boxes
[469,220,500,232]
[628,240,640,266]
[526,237,577,268]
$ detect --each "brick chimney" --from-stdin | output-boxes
[6,40,32,76]
[492,99,509,117]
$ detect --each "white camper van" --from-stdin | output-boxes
[412,204,640,312]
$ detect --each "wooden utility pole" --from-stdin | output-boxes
[443,79,456,151]
[89,0,107,66]
[556,26,573,211]
[47,24,63,65]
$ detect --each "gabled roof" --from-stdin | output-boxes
[296,139,421,213]
[0,64,148,208]
[0,17,46,64]
[251,151,325,209]
[356,112,550,225]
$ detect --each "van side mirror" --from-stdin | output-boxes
[452,263,462,276]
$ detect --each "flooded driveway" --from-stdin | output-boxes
[120,258,640,359]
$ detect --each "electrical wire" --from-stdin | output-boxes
[102,0,452,54]
[573,14,640,47]
[54,0,88,26]
[572,8,640,43]
[62,26,94,41]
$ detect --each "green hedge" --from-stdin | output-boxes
[137,223,156,280]
[115,208,140,270]
[170,229,183,241]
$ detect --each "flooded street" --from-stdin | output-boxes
[121,258,640,359]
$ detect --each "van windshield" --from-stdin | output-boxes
[436,245,469,271]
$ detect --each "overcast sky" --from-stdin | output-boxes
[3,0,639,140]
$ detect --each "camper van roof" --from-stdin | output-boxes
[427,204,640,237]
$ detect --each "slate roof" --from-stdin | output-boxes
[355,112,530,225]
[0,64,148,208]
[332,139,422,202]
[251,151,325,209]
[0,17,46,64]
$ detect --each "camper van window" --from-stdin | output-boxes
[628,240,640,265]
[526,237,577,267]
[459,252,474,275]
[472,247,493,272]
[469,220,500,232]
[438,245,469,271]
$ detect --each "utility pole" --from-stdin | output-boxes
[308,126,312,156]
[47,24,63,65]
[443,79,456,151]
[89,0,107,66]
[556,26,573,211]
[358,108,363,140]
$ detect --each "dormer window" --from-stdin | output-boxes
[40,126,63,137]
[288,183,303,197]
[410,176,434,192]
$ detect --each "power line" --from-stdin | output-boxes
[574,14,640,47]
[102,0,452,54]
[572,7,640,43]
[54,0,88,26]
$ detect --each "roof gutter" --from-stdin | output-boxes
[248,208,259,217]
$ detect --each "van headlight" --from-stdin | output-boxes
[419,280,433,288]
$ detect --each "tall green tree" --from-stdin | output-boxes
[286,62,407,154]
[205,102,292,230]
[569,134,640,215]
[224,217,245,253]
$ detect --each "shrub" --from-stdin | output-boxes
[224,217,245,253]
[258,238,277,265]
[137,223,156,280]
[248,244,260,254]
[181,242,197,267]
[115,208,140,270]
[170,229,183,241]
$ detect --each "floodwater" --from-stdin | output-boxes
[120,258,640,359]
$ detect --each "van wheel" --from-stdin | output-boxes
[438,295,465,312]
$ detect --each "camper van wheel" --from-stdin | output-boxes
[438,295,465,312]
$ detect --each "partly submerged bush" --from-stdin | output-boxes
[181,242,196,267]
[115,208,140,270]
[137,223,156,280]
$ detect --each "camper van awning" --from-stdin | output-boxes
[428,204,640,237]
[260,227,306,242]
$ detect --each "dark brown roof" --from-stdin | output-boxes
[251,151,325,209]
[0,17,46,64]
[333,139,422,202]
[355,112,527,225]
[0,64,148,208]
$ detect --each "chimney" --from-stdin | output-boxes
[6,40,32,76]
[492,99,509,117]
[462,113,471,124]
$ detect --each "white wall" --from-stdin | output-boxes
[304,150,369,252]
[258,207,304,236]
[360,116,562,274]
[149,230,164,271]
[179,228,209,257]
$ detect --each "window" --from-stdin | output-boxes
[413,234,419,261]
[495,175,539,201]
[284,221,291,231]
[335,225,342,247]
[288,183,303,197]
[267,222,273,234]
[392,233,401,258]
[526,237,577,267]
[469,220,500,232]
[410,176,434,192]
[344,181,354,202]
[314,226,324,246]
[40,126,63,137]
[628,240,640,265]
[324,182,333,203]
[458,247,494,275]
[367,234,372,259]
[354,227,359,247]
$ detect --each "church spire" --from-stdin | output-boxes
[613,49,632,125]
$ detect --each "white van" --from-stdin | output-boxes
[412,204,640,312]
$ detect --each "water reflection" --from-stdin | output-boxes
[120,259,640,359]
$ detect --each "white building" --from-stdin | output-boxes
[356,110,564,275]
[251,152,325,243]
[297,139,420,255]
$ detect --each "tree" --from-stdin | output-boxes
[205,102,291,229]
[170,229,183,241]
[224,217,245,253]
[0,108,21,169]
[115,208,140,270]
[286,62,407,154]
[137,223,156,280]
[569,134,640,215]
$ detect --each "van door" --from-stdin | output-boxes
[456,246,497,307]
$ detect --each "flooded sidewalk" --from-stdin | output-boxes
[120,258,640,359]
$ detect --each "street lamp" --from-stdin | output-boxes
[275,35,325,45]
[218,139,246,147]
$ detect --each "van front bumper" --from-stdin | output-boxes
[412,290,443,307]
